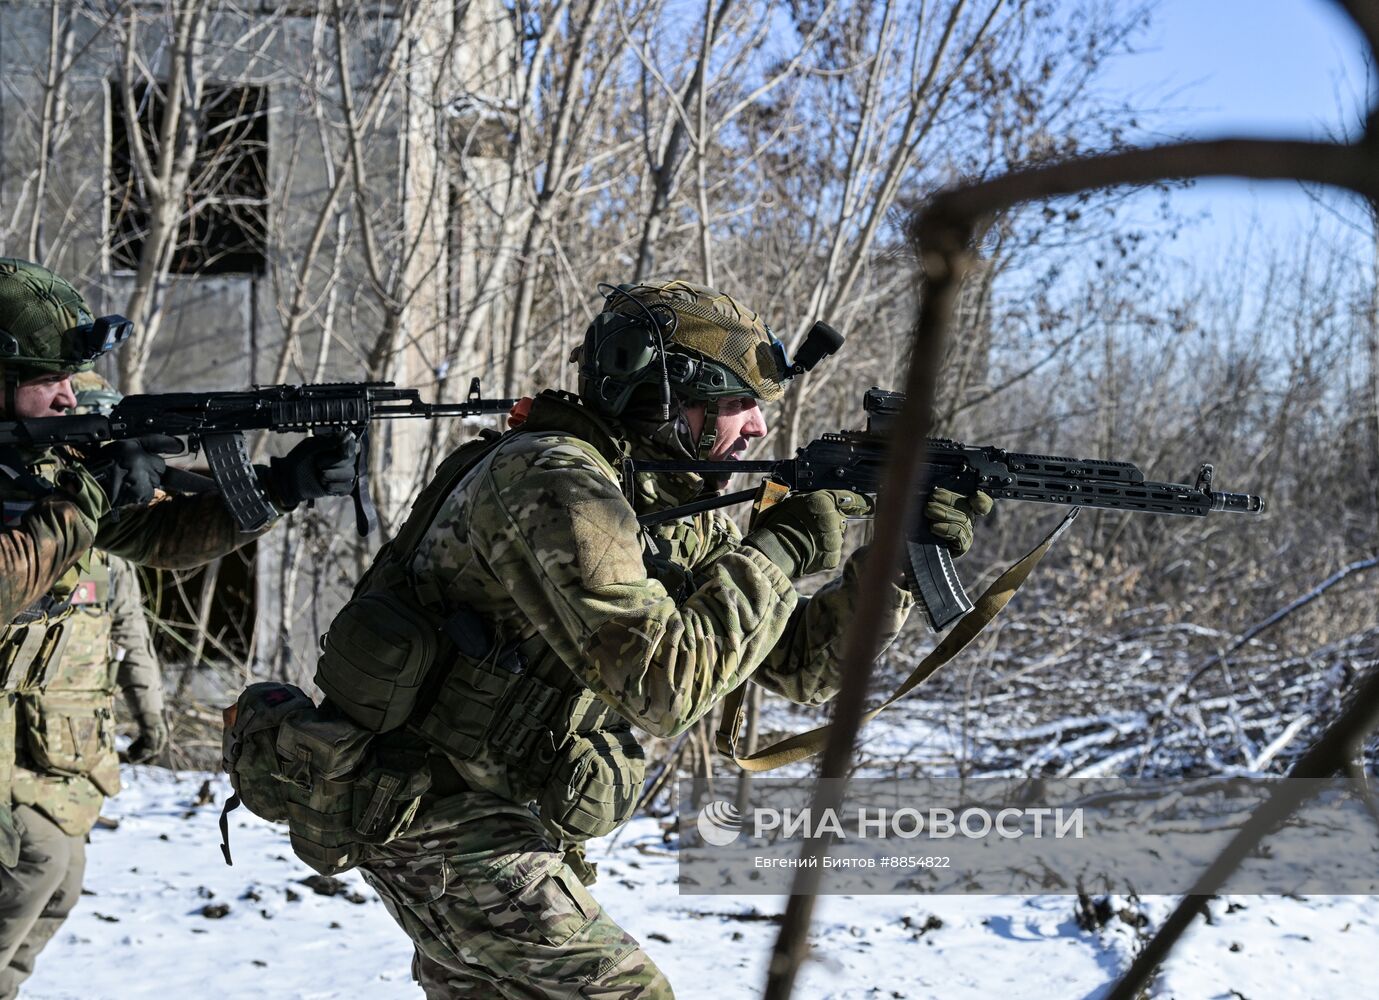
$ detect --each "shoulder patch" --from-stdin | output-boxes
[567,497,644,589]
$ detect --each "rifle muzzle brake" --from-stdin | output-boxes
[1209,491,1266,514]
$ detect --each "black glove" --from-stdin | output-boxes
[266,431,359,510]
[82,435,180,508]
[125,713,169,764]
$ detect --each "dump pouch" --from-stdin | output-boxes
[222,682,317,825]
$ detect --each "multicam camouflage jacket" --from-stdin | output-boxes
[404,393,916,815]
[2,445,263,850]
[1,447,260,622]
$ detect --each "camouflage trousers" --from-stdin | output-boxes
[0,805,86,1000]
[360,795,673,999]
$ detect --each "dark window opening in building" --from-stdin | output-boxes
[109,80,269,275]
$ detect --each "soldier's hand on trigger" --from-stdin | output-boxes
[924,486,993,558]
[266,431,359,509]
[82,435,179,508]
[742,489,872,578]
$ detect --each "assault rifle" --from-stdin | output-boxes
[635,386,1266,631]
[0,379,516,536]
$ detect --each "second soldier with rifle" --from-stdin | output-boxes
[0,257,361,995]
[224,279,990,997]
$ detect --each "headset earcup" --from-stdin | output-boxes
[578,310,660,415]
[593,316,656,377]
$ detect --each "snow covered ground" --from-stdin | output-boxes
[23,766,1379,999]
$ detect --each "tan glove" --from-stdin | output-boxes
[743,489,872,577]
[923,486,993,557]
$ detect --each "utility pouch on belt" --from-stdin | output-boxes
[220,682,430,875]
[539,724,645,841]
[276,709,430,875]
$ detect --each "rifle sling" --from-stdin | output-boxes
[715,509,1079,772]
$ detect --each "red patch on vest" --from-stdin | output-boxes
[263,687,295,705]
[69,581,99,605]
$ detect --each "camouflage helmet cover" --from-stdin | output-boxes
[0,257,99,376]
[605,279,789,403]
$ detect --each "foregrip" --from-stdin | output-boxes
[903,519,973,631]
[203,432,279,532]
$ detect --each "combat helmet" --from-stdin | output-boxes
[0,258,132,413]
[575,279,793,458]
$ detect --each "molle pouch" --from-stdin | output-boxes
[315,591,440,733]
[539,725,646,842]
[222,682,316,825]
[1,625,51,693]
[40,609,108,692]
[276,707,374,875]
[22,621,70,691]
[87,734,122,798]
[413,609,524,761]
[275,709,432,877]
[19,691,116,780]
[351,746,432,842]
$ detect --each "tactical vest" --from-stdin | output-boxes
[316,391,646,839]
[2,453,122,839]
[225,392,646,876]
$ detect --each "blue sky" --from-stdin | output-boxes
[1098,0,1375,264]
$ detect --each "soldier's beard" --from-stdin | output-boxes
[619,392,756,499]
[619,395,710,509]
[702,441,749,493]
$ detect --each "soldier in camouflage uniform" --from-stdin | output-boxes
[0,258,357,991]
[0,373,168,998]
[323,280,989,998]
